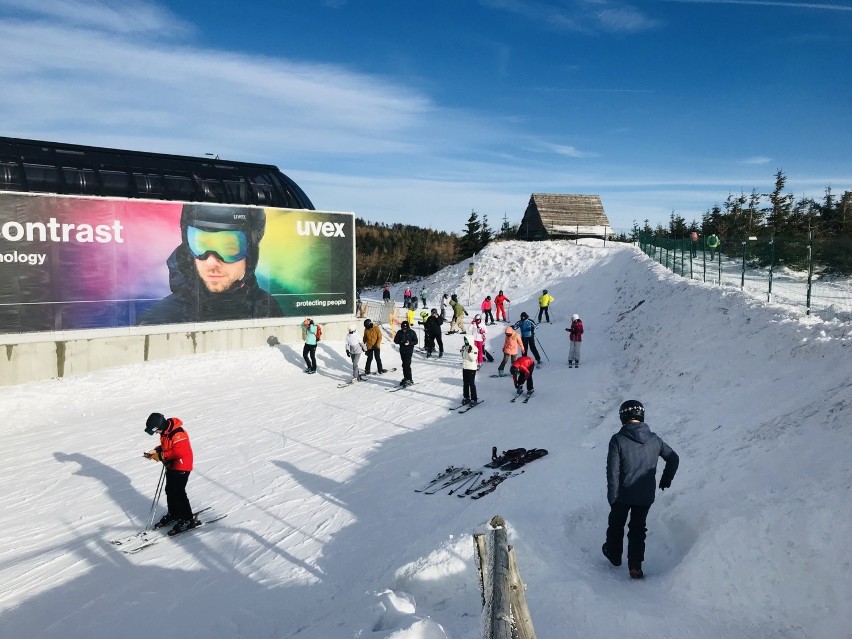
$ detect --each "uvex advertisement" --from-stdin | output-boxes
[0,193,355,333]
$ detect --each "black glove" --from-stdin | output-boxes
[659,478,671,490]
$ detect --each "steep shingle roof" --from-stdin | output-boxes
[517,193,611,240]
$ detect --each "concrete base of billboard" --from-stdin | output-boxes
[0,319,353,386]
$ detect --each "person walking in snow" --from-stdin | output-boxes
[422,308,445,358]
[144,413,197,535]
[403,287,413,309]
[345,324,366,383]
[394,320,418,386]
[496,326,524,377]
[706,233,720,261]
[481,295,495,325]
[510,354,535,396]
[362,319,387,374]
[449,294,467,333]
[460,335,479,406]
[494,290,510,322]
[513,312,541,365]
[420,287,428,308]
[602,400,679,580]
[566,313,584,367]
[538,289,555,323]
[382,285,391,302]
[440,293,449,320]
[301,317,318,373]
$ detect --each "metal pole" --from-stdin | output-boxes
[147,464,166,530]
[741,237,747,289]
[535,335,550,362]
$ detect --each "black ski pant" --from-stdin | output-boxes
[365,347,383,373]
[462,369,478,402]
[605,502,651,567]
[165,469,193,521]
[400,351,413,382]
[521,336,541,363]
[303,343,317,371]
[513,366,534,392]
[483,309,494,324]
[424,333,443,355]
[537,306,550,323]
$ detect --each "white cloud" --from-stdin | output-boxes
[0,0,193,35]
[741,156,773,165]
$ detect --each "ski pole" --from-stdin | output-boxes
[146,464,166,530]
[535,335,550,362]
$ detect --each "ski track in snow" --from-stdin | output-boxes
[1,240,850,638]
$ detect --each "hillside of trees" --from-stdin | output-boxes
[356,210,516,288]
[631,170,852,275]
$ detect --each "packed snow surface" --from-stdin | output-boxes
[1,240,850,639]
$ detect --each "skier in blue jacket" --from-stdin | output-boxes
[512,312,541,364]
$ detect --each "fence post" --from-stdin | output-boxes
[767,234,775,302]
[741,236,747,289]
[806,227,814,315]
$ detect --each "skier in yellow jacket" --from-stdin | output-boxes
[538,289,555,323]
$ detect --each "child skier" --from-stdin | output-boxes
[481,296,495,325]
[510,355,535,396]
[494,290,510,322]
[144,413,197,536]
[345,324,366,383]
[566,313,584,367]
[460,335,479,406]
[497,326,524,377]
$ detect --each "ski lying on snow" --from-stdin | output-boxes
[414,466,467,492]
[416,447,548,498]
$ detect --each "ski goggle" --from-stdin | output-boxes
[186,226,249,263]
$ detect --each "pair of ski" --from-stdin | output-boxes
[511,390,534,403]
[568,361,580,368]
[109,506,226,554]
[337,368,397,389]
[414,446,548,498]
[448,399,485,414]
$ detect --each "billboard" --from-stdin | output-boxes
[0,193,355,333]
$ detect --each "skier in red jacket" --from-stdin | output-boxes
[510,354,535,396]
[144,413,197,535]
[494,290,510,322]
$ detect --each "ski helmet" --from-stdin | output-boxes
[619,400,645,424]
[430,308,438,314]
[543,289,548,294]
[571,313,579,320]
[145,412,167,435]
[401,320,409,329]
[363,319,373,328]
[180,203,265,269]
[520,312,529,320]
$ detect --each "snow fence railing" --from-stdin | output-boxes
[474,515,537,639]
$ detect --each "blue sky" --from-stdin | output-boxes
[1,0,850,233]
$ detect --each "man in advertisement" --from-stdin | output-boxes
[137,204,283,325]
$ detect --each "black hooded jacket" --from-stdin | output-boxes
[137,246,283,326]
[606,421,679,506]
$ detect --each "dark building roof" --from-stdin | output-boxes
[516,193,611,240]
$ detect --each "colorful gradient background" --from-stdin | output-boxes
[0,194,354,333]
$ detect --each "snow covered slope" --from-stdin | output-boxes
[1,240,849,639]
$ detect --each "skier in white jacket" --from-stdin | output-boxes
[345,324,366,383]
